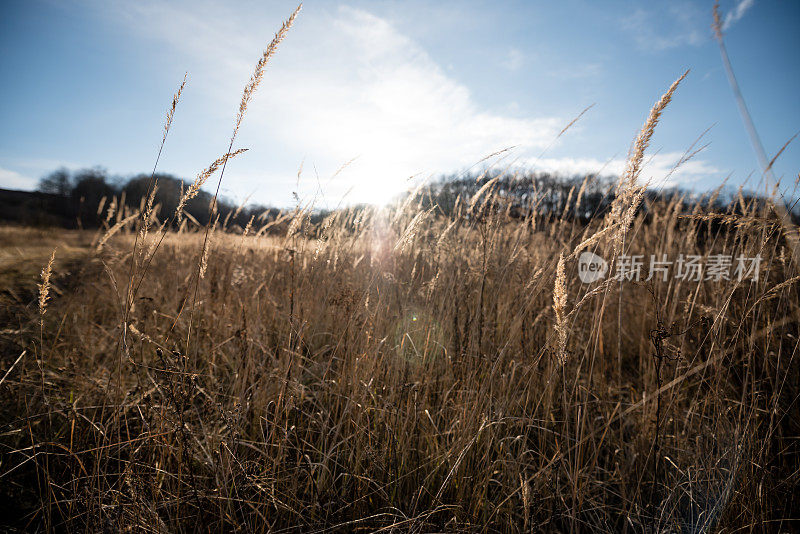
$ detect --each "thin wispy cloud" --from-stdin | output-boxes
[622,4,705,51]
[723,0,755,30]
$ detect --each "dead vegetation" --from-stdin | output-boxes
[1,4,799,532]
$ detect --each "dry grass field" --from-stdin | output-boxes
[1,5,799,533]
[2,178,799,532]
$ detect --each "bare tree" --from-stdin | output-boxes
[37,168,73,196]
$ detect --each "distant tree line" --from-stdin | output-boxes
[416,171,617,223]
[0,165,793,230]
[31,167,279,229]
[412,169,797,225]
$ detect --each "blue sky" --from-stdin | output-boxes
[1,0,798,207]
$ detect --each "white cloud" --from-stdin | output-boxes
[723,0,755,30]
[88,1,721,204]
[0,167,37,190]
[98,2,563,205]
[260,6,567,203]
[530,151,721,188]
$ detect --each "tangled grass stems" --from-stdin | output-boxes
[2,5,799,533]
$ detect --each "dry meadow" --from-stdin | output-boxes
[1,5,799,533]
